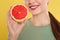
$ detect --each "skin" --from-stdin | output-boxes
[24,0,50,26]
[7,0,50,40]
[7,7,27,40]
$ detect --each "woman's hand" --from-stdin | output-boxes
[6,7,27,40]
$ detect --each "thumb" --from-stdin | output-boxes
[16,19,27,34]
[17,19,27,30]
[19,19,27,28]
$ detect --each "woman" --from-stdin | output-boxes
[7,0,60,40]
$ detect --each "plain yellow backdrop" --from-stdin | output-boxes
[0,0,60,40]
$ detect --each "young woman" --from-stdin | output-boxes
[7,0,60,40]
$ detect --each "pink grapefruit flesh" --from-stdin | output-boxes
[11,4,28,22]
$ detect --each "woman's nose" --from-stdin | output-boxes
[28,0,35,5]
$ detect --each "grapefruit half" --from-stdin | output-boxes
[10,4,28,22]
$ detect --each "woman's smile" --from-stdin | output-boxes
[25,0,49,15]
[29,5,40,10]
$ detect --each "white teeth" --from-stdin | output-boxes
[30,6,37,8]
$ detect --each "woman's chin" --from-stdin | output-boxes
[30,10,41,16]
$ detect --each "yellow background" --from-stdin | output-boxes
[0,0,60,40]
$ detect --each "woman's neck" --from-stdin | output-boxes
[30,11,50,27]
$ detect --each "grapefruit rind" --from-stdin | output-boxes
[10,4,28,22]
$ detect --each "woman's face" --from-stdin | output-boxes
[24,0,49,15]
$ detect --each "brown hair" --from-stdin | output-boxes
[49,12,60,40]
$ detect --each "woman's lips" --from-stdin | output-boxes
[29,5,39,10]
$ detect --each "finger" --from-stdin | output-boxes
[7,6,17,30]
[21,19,27,27]
[6,7,12,28]
[17,19,27,32]
[8,6,17,24]
[6,7,14,32]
